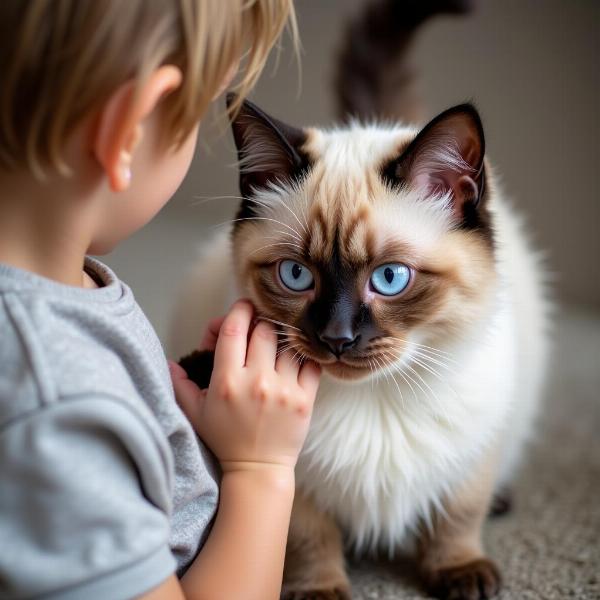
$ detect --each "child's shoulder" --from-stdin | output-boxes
[0,258,167,428]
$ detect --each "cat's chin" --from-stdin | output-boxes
[321,361,373,382]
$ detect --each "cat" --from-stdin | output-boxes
[171,2,548,599]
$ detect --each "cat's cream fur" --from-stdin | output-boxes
[170,118,548,597]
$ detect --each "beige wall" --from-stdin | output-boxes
[105,0,599,344]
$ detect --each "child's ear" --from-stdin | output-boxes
[93,65,182,192]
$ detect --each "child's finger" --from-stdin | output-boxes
[168,359,188,381]
[168,361,205,422]
[298,360,321,397]
[246,321,278,369]
[198,316,226,351]
[213,300,254,370]
[275,348,300,377]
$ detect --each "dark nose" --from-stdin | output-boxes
[319,334,360,357]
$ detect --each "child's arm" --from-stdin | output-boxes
[142,300,320,600]
[181,464,295,599]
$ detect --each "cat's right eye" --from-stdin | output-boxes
[278,260,314,292]
[370,263,411,296]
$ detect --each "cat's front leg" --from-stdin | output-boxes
[417,449,502,600]
[281,491,351,600]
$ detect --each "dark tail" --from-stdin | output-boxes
[334,0,477,124]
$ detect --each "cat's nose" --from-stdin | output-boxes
[319,334,360,357]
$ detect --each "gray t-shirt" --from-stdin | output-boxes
[0,258,219,599]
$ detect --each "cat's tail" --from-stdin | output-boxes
[334,0,477,124]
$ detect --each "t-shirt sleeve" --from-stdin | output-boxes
[0,395,177,600]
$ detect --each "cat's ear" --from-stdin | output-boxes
[227,94,309,198]
[385,104,485,217]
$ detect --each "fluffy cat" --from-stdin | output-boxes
[171,3,548,599]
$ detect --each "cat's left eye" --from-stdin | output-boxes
[278,260,314,292]
[370,263,411,296]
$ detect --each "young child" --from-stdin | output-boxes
[0,2,321,599]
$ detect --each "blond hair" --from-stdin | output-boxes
[0,0,297,178]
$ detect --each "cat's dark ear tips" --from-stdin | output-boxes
[387,103,486,217]
[226,95,310,200]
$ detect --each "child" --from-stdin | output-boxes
[0,2,321,599]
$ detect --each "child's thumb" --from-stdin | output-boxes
[168,360,205,422]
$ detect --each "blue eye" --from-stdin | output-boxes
[370,263,411,296]
[279,260,314,291]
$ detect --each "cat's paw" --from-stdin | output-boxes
[281,587,351,600]
[426,558,502,600]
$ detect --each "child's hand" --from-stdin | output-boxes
[169,300,321,473]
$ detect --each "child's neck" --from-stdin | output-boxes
[0,170,100,288]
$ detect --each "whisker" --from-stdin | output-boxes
[242,217,303,241]
[411,350,457,375]
[378,356,407,406]
[234,203,305,244]
[277,339,302,362]
[192,194,244,201]
[411,355,450,381]
[403,362,436,403]
[406,362,453,411]
[410,347,457,367]
[271,330,302,338]
[388,336,454,360]
[258,234,305,250]
[270,229,304,242]
[384,345,452,379]
[383,346,458,406]
[381,351,417,403]
[189,194,244,207]
[210,219,237,231]
[388,369,407,403]
[411,356,445,379]
[409,345,451,360]
[257,194,309,238]
[367,358,375,391]
[373,353,391,387]
[290,347,307,366]
[276,344,293,357]
[413,362,457,401]
[254,229,304,245]
[410,342,453,358]
[384,346,455,386]
[394,371,416,407]
[256,316,301,331]
[249,241,304,257]
[209,216,303,242]
[373,354,405,405]
[382,342,456,375]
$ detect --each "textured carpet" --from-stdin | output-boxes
[348,308,600,599]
